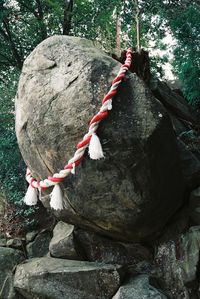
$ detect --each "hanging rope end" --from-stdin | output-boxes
[88,133,104,160]
[50,184,64,210]
[24,184,38,206]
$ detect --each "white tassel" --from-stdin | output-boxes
[88,133,104,160]
[50,184,63,210]
[24,185,38,206]
[71,163,76,175]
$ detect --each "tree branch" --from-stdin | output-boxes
[134,0,141,52]
[2,19,23,69]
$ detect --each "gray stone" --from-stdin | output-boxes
[0,237,7,247]
[26,230,51,258]
[7,238,24,250]
[49,221,79,259]
[74,228,152,265]
[153,226,200,298]
[112,275,167,299]
[16,35,185,242]
[0,247,25,299]
[25,230,38,244]
[14,257,124,299]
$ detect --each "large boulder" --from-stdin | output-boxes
[16,35,185,242]
[14,257,123,299]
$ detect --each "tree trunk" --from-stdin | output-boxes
[63,0,73,35]
[116,12,121,56]
[35,0,48,40]
[134,0,141,52]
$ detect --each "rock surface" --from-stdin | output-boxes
[153,226,200,298]
[149,78,198,124]
[0,247,24,299]
[74,228,152,265]
[26,230,51,258]
[16,35,185,242]
[7,238,25,250]
[49,221,79,259]
[25,230,38,244]
[112,275,167,299]
[14,257,123,299]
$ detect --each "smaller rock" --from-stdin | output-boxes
[14,257,124,299]
[190,187,200,224]
[26,230,51,258]
[0,237,7,247]
[112,275,167,299]
[74,228,152,265]
[7,238,24,250]
[49,221,80,259]
[25,230,38,243]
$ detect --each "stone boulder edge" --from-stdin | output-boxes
[14,257,124,299]
[0,247,25,299]
[16,35,186,242]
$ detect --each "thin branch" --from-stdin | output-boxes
[2,19,23,69]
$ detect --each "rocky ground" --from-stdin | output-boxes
[1,35,200,298]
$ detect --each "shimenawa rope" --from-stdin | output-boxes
[24,48,133,209]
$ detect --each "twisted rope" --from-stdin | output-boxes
[26,48,133,189]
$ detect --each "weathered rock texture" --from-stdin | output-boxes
[152,226,200,298]
[112,275,167,299]
[16,35,185,242]
[14,257,123,299]
[26,229,51,258]
[49,221,79,259]
[0,247,24,299]
[74,228,152,265]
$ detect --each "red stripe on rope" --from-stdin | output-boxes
[89,111,108,125]
[102,90,118,104]
[64,157,84,170]
[48,176,64,183]
[76,136,91,149]
[112,73,125,84]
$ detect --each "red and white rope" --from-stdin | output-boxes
[26,48,133,189]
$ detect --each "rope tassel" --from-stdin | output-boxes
[50,184,63,210]
[89,133,104,160]
[24,185,38,206]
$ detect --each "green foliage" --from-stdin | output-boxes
[171,5,200,105]
[145,1,200,104]
[0,70,25,206]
